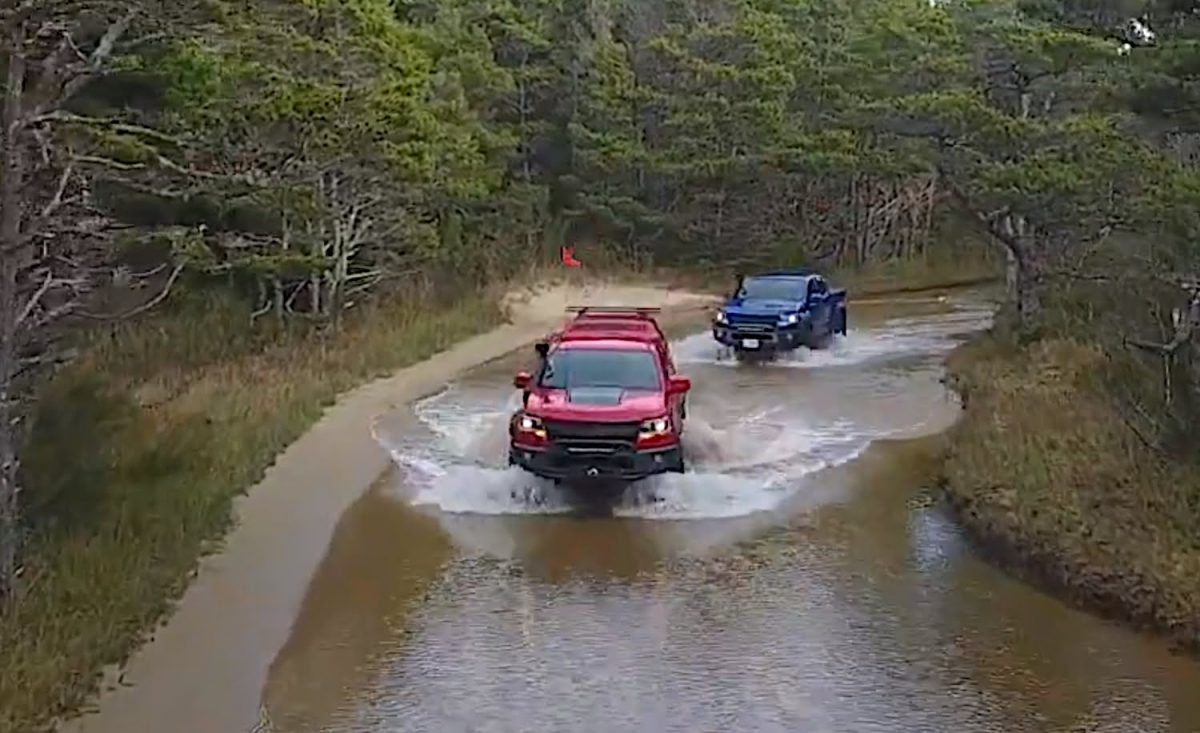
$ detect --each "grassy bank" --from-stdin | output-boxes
[941,336,1200,652]
[639,248,1001,298]
[830,252,1000,297]
[0,289,503,733]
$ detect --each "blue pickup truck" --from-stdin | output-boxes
[711,270,848,359]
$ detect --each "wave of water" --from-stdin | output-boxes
[375,299,992,519]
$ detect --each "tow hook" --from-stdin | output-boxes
[586,467,599,477]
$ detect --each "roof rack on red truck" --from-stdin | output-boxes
[548,306,668,346]
[564,305,662,315]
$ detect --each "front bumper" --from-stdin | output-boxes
[509,442,684,482]
[712,322,809,351]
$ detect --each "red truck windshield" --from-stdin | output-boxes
[538,348,661,390]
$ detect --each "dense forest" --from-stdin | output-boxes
[2,0,1199,729]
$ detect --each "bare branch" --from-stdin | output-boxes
[30,300,83,330]
[90,9,137,67]
[32,111,183,146]
[940,172,1026,257]
[128,263,170,279]
[1124,286,1200,356]
[1070,225,1112,271]
[63,30,90,66]
[38,160,74,220]
[119,31,171,50]
[76,264,185,320]
[30,126,51,166]
[71,154,144,171]
[13,272,54,332]
[60,8,137,102]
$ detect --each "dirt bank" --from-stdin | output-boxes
[940,336,1200,655]
[57,281,717,733]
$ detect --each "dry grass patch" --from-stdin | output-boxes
[0,291,502,733]
[943,336,1200,651]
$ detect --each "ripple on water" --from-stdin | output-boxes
[329,549,1187,733]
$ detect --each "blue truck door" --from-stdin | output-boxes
[808,277,831,333]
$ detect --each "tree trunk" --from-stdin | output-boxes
[1000,213,1040,329]
[0,366,17,598]
[0,25,28,600]
[1004,243,1019,298]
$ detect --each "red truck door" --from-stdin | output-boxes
[657,344,685,432]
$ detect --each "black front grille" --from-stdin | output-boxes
[728,323,776,334]
[550,448,634,469]
[728,314,778,327]
[544,420,640,442]
[544,420,639,459]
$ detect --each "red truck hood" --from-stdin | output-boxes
[524,387,666,422]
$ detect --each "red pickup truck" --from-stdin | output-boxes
[508,306,691,484]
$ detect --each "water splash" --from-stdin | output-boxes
[379,385,874,519]
[673,303,993,369]
[375,298,992,519]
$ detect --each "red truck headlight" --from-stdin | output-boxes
[636,416,675,449]
[513,413,547,445]
[639,417,669,436]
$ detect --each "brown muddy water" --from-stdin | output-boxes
[249,292,1200,733]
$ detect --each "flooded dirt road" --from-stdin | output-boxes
[258,292,1200,733]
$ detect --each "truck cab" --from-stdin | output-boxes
[712,269,848,357]
[509,307,690,485]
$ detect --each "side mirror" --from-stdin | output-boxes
[534,341,549,358]
[667,375,691,395]
[514,371,531,390]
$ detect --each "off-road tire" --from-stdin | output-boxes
[670,449,687,474]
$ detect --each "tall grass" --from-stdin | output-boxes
[942,336,1200,651]
[0,288,502,733]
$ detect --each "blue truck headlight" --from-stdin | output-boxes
[715,310,728,324]
[780,313,799,325]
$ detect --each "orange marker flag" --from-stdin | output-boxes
[561,246,581,267]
